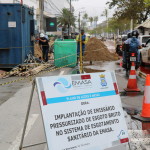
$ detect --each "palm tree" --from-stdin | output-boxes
[83,13,88,20]
[82,13,88,29]
[57,8,76,36]
[89,17,93,27]
[94,16,98,27]
[101,9,109,37]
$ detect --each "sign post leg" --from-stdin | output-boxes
[19,80,36,150]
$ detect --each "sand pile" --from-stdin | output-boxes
[84,37,119,61]
[34,41,54,59]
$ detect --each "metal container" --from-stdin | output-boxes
[0,4,34,68]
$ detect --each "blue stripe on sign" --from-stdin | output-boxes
[46,90,116,104]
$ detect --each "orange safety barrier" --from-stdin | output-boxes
[124,62,140,92]
[141,74,150,118]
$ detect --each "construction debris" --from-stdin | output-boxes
[84,37,119,61]
[2,63,51,78]
[0,70,6,78]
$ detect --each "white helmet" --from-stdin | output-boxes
[40,33,45,38]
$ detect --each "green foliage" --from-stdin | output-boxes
[144,0,150,7]
[57,8,76,27]
[107,0,150,24]
[83,13,88,20]
[94,16,98,22]
[88,17,131,35]
[108,18,130,32]
[101,9,108,19]
[89,17,93,26]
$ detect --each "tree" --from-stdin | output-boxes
[144,0,150,7]
[101,9,109,37]
[101,9,108,20]
[94,16,98,27]
[57,8,76,35]
[107,0,150,24]
[83,13,88,20]
[89,17,93,27]
[82,13,88,28]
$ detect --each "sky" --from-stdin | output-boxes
[72,0,114,23]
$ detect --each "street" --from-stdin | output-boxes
[0,0,150,149]
[0,41,149,150]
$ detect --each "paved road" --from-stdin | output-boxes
[0,40,149,150]
[0,68,74,150]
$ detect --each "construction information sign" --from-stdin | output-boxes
[36,72,129,150]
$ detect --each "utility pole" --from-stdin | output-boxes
[130,18,133,32]
[39,0,44,32]
[70,0,72,12]
[68,0,72,37]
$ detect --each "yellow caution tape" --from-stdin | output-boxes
[0,62,76,86]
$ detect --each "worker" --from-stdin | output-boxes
[76,29,88,63]
[39,33,49,62]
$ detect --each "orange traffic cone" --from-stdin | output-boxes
[124,62,140,92]
[141,74,150,118]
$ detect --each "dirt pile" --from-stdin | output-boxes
[34,43,42,58]
[84,37,119,61]
[34,41,54,60]
[84,68,105,73]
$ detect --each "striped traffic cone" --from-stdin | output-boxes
[141,74,150,118]
[124,62,140,92]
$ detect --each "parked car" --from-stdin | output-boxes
[138,35,150,46]
[140,38,150,65]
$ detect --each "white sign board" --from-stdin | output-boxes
[36,72,128,150]
[8,21,16,28]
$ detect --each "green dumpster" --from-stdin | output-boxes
[54,39,77,67]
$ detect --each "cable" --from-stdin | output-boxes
[46,1,61,15]
[49,0,62,13]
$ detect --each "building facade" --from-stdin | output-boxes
[0,0,70,33]
[135,19,150,35]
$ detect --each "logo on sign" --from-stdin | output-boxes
[71,75,92,88]
[53,78,71,93]
[118,130,126,139]
[100,74,107,87]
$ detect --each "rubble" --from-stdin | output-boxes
[84,37,119,61]
[1,63,51,78]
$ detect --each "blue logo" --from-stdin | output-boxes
[100,74,107,87]
[118,130,126,139]
[53,78,71,93]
